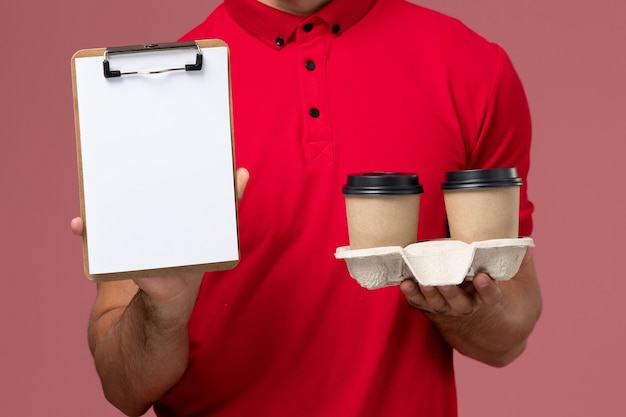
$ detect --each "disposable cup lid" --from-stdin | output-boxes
[442,168,522,190]
[343,172,424,195]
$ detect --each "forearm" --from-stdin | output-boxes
[89,289,191,416]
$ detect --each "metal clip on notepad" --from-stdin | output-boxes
[103,41,203,78]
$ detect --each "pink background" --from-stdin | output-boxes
[1,1,624,415]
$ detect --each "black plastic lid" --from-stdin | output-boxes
[442,168,522,190]
[343,172,424,195]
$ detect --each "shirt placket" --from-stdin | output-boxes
[295,17,334,166]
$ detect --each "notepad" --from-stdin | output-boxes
[72,40,239,281]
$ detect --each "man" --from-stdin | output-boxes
[72,0,542,415]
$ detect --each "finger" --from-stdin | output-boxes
[472,273,503,306]
[400,279,432,312]
[235,167,250,201]
[70,217,84,236]
[418,284,451,314]
[437,285,474,315]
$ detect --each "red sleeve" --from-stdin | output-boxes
[468,45,534,236]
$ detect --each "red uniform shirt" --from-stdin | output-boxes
[155,0,533,415]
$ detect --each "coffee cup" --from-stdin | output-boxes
[343,172,424,249]
[442,168,522,243]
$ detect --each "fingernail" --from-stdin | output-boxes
[474,274,491,288]
[400,280,414,294]
[420,284,435,293]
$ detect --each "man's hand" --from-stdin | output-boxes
[400,248,542,367]
[73,167,249,416]
[71,167,249,306]
[70,166,249,238]
[400,273,503,317]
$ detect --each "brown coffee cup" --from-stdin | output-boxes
[442,168,522,243]
[343,172,424,249]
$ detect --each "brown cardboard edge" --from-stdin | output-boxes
[72,39,240,282]
[87,260,239,283]
[71,47,106,280]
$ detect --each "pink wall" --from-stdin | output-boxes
[1,1,624,416]
[416,1,626,415]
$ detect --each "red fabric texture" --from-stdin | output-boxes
[154,0,533,415]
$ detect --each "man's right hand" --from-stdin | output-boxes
[74,167,249,415]
[71,167,249,309]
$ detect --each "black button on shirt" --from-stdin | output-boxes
[305,60,316,71]
[309,108,320,118]
[275,37,285,46]
[332,24,340,34]
[303,23,314,32]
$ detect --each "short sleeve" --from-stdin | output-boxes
[468,45,534,236]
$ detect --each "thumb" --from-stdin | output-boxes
[70,217,84,236]
[235,167,250,201]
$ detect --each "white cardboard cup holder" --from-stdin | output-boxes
[335,237,534,289]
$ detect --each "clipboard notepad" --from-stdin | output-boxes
[72,40,239,282]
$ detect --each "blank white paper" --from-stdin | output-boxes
[74,45,238,275]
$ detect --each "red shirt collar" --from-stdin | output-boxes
[225,0,377,49]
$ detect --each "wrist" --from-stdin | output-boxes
[133,274,203,320]
[133,288,194,333]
